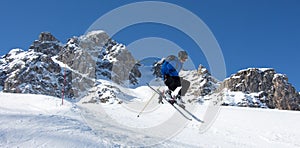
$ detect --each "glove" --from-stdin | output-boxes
[164,74,169,82]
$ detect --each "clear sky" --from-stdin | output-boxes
[1,0,299,90]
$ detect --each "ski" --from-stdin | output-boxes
[147,83,205,123]
[146,83,192,121]
[180,107,204,123]
[171,104,192,121]
[172,102,203,123]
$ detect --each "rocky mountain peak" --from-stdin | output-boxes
[29,32,62,57]
[56,30,141,99]
[1,30,135,100]
[181,65,219,98]
[39,32,58,42]
[220,68,300,110]
[0,49,68,97]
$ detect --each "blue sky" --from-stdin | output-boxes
[1,0,300,90]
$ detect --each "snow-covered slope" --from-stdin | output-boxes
[0,92,115,147]
[1,89,300,147]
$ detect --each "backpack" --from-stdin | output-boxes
[152,55,178,78]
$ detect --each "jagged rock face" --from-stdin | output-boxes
[221,68,300,110]
[29,32,62,57]
[57,30,141,99]
[39,32,58,42]
[0,56,8,87]
[180,65,219,98]
[100,41,141,85]
[0,32,72,98]
[57,35,97,98]
[0,49,71,98]
[0,30,141,101]
[272,74,300,110]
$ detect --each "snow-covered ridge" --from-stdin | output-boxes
[0,48,65,97]
[237,67,274,73]
[0,31,141,101]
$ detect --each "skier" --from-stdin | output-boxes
[161,51,190,106]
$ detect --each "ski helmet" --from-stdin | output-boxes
[178,51,188,60]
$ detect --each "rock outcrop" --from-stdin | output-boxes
[0,48,71,98]
[220,68,300,110]
[57,30,141,99]
[29,32,62,57]
[180,65,219,97]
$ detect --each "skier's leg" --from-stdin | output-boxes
[169,77,185,106]
[163,76,174,103]
[179,78,190,96]
[164,76,181,104]
[164,76,177,91]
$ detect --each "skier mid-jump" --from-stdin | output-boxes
[161,51,190,106]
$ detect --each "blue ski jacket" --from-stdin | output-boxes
[160,55,183,80]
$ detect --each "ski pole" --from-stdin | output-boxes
[137,86,161,117]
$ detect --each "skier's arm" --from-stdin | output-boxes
[161,62,167,80]
[161,61,178,80]
[167,62,178,75]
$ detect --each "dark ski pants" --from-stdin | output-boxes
[164,76,190,96]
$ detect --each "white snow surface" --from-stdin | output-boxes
[1,88,300,147]
[237,68,274,73]
[222,90,268,108]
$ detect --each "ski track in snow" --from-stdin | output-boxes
[1,91,300,147]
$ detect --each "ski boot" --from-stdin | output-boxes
[175,95,185,109]
[164,89,176,105]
